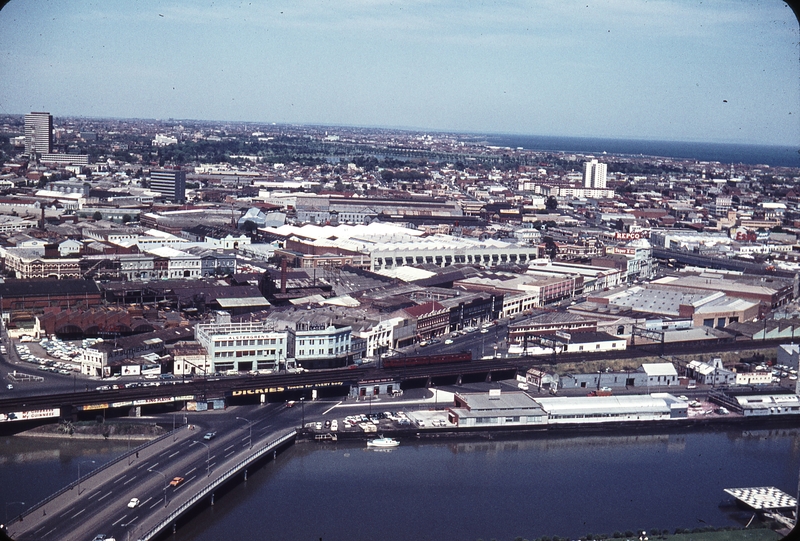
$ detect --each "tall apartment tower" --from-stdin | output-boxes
[24,112,53,156]
[583,159,607,189]
[150,168,186,202]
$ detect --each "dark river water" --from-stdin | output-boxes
[1,427,798,541]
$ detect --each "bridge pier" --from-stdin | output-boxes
[211,493,214,506]
[244,469,248,481]
[485,371,492,383]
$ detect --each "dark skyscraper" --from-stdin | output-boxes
[150,168,187,202]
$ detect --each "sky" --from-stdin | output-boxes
[0,0,798,146]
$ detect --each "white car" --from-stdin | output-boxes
[444,339,453,345]
[127,498,140,508]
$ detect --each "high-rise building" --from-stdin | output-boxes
[583,159,607,189]
[24,112,53,155]
[149,168,186,202]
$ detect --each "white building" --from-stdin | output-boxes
[194,312,291,373]
[583,159,607,189]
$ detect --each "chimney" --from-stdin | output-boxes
[280,259,287,294]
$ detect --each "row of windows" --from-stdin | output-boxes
[549,412,667,419]
[215,349,282,358]
[375,252,537,267]
[297,346,346,356]
[214,338,282,347]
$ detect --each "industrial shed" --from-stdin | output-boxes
[448,390,548,428]
[534,393,687,424]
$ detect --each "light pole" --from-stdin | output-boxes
[148,467,168,507]
[236,416,253,449]
[300,396,305,429]
[4,501,25,525]
[122,518,137,541]
[77,460,96,495]
[192,440,211,477]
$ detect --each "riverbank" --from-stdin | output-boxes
[15,419,166,440]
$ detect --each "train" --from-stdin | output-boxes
[381,351,472,369]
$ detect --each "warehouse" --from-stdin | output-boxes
[448,389,548,428]
[534,393,688,424]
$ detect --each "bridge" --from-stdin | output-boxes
[1,336,788,428]
[0,360,519,427]
[5,403,303,541]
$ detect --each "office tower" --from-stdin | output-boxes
[150,168,186,202]
[583,159,607,189]
[24,112,53,155]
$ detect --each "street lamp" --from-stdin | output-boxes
[122,519,138,541]
[300,396,305,429]
[77,460,96,495]
[148,467,168,507]
[4,501,25,525]
[236,417,253,449]
[191,440,211,477]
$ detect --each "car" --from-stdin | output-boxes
[330,420,338,431]
[6,384,12,390]
[203,431,216,441]
[444,339,453,345]
[323,419,331,429]
[314,422,322,430]
[169,476,185,487]
[92,535,116,541]
[127,497,140,508]
[677,395,689,401]
[144,374,158,379]
[480,328,489,334]
[790,375,798,381]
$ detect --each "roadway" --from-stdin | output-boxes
[7,400,327,541]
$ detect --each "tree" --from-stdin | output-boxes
[542,236,558,259]
[545,196,558,211]
[92,211,103,221]
[122,214,132,224]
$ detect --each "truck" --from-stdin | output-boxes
[587,389,612,397]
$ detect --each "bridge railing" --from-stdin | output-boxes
[8,425,186,527]
[136,429,296,541]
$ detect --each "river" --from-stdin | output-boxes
[1,426,797,540]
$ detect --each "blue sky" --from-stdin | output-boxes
[0,0,797,146]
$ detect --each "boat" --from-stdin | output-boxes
[367,436,399,448]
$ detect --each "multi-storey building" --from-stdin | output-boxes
[149,169,186,202]
[24,112,52,155]
[194,312,291,373]
[583,159,607,189]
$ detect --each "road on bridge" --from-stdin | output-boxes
[6,401,323,541]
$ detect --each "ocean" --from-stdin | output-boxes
[481,134,800,169]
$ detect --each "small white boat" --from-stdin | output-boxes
[367,436,399,448]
